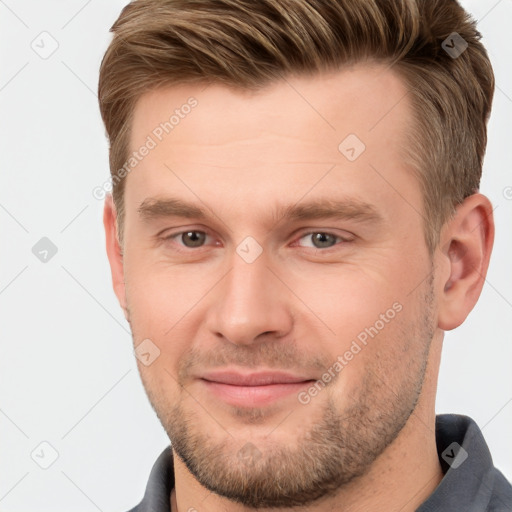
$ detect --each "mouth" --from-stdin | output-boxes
[199,370,316,407]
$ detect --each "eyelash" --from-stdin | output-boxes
[160,229,353,252]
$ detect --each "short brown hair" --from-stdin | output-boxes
[98,0,494,252]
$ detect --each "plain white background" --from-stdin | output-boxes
[0,1,511,511]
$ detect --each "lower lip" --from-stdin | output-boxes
[201,379,314,407]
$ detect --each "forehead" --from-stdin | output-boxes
[125,64,420,227]
[130,63,411,155]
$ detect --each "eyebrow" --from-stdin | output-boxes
[137,196,383,226]
[138,197,207,221]
[275,199,383,225]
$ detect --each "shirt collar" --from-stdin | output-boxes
[417,414,511,511]
[131,445,174,512]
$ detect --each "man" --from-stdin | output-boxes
[98,0,512,510]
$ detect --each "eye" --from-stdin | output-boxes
[168,230,209,248]
[297,232,345,249]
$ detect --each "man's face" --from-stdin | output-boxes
[118,65,439,507]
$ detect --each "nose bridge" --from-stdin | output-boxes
[206,249,291,345]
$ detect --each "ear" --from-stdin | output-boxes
[437,193,494,331]
[103,194,128,320]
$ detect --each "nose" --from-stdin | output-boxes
[205,249,294,346]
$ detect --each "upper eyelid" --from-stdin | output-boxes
[165,229,213,243]
[159,225,211,238]
[294,228,355,241]
[297,230,351,239]
[162,228,349,238]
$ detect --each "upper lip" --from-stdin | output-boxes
[200,370,314,386]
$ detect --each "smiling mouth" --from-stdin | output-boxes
[199,370,316,406]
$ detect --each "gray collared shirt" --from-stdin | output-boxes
[128,414,512,511]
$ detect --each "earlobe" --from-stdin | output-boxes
[103,194,128,318]
[437,194,494,331]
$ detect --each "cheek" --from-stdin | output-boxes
[123,258,218,383]
[281,256,429,388]
[283,263,406,341]
[124,251,212,336]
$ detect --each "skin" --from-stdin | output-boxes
[104,64,494,511]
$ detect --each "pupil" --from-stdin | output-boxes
[183,231,205,247]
